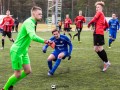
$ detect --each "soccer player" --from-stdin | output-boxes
[14,17,19,32]
[63,14,72,39]
[88,1,111,72]
[42,29,73,76]
[73,10,86,42]
[1,6,52,90]
[58,21,62,32]
[0,10,14,49]
[108,13,119,48]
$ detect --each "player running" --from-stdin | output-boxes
[108,13,119,48]
[58,21,62,32]
[42,29,73,76]
[88,1,111,72]
[1,6,52,90]
[0,10,14,49]
[63,14,72,39]
[73,10,86,42]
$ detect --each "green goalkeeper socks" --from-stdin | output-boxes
[12,70,27,86]
[3,70,27,90]
[3,74,17,90]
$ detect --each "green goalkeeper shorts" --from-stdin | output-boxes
[10,51,30,70]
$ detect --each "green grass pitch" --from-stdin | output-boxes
[0,31,120,90]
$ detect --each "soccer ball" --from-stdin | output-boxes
[51,84,56,89]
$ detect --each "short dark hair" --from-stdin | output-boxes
[52,29,59,34]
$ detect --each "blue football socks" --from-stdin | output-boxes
[50,58,61,74]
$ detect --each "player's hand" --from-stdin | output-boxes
[68,56,71,60]
[4,22,9,26]
[42,46,47,53]
[44,40,52,44]
[44,40,49,44]
[44,40,55,49]
[88,23,91,28]
[65,21,68,23]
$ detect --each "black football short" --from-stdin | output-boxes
[2,31,12,38]
[76,28,82,32]
[93,34,105,46]
[64,28,70,32]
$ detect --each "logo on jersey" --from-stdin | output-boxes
[60,41,63,43]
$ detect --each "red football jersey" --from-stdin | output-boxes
[64,18,72,28]
[88,11,109,35]
[74,16,85,28]
[0,16,14,32]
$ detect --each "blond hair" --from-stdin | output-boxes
[31,6,42,14]
[95,1,105,6]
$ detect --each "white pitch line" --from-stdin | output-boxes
[73,47,120,53]
[29,45,120,53]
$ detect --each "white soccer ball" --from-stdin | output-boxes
[51,84,56,89]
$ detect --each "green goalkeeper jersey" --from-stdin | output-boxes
[10,17,45,54]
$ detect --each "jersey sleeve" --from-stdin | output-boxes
[69,19,72,24]
[108,20,111,26]
[83,17,86,23]
[8,18,14,27]
[44,36,55,49]
[88,11,101,25]
[64,36,73,55]
[104,19,109,30]
[117,20,119,30]
[25,21,45,43]
[74,17,77,24]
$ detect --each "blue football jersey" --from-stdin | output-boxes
[50,35,72,52]
[109,19,119,31]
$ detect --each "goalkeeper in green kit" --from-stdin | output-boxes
[1,6,52,90]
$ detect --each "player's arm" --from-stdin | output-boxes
[107,20,111,31]
[66,37,73,60]
[74,17,77,25]
[104,19,109,31]
[25,21,45,43]
[43,37,54,48]
[117,20,119,30]
[83,17,86,23]
[108,20,111,27]
[8,18,14,27]
[88,12,101,28]
[69,19,72,24]
[67,41,73,56]
[65,36,73,56]
[42,37,54,53]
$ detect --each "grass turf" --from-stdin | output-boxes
[0,30,120,90]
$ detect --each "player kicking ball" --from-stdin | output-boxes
[88,1,111,72]
[42,29,73,76]
[1,6,52,90]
